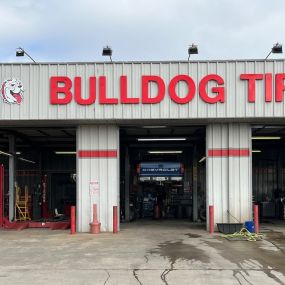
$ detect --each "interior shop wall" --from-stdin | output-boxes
[252,148,285,202]
[15,151,76,218]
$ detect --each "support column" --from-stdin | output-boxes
[206,123,252,229]
[8,135,15,221]
[124,147,130,222]
[192,145,198,222]
[76,125,119,232]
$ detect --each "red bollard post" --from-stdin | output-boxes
[70,206,76,235]
[113,206,118,234]
[254,204,259,234]
[90,204,101,234]
[209,205,214,234]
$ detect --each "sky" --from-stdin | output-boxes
[0,0,284,63]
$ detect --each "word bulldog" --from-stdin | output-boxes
[50,75,225,105]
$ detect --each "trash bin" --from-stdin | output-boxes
[245,221,255,233]
[217,223,243,234]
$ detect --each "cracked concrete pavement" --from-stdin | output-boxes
[0,220,284,284]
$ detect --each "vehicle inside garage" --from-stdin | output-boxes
[0,127,76,226]
[120,125,206,224]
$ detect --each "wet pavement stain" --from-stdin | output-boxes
[264,231,285,254]
[149,240,209,285]
[206,236,285,284]
[207,236,285,269]
[149,240,209,264]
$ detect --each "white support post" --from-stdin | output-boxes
[206,123,252,229]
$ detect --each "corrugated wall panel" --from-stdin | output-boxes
[1,60,285,122]
[228,124,252,222]
[206,124,229,225]
[216,62,226,118]
[206,123,252,227]
[188,62,198,118]
[76,125,119,232]
[264,61,274,117]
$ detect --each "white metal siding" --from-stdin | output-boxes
[76,125,119,232]
[1,60,285,122]
[206,123,252,227]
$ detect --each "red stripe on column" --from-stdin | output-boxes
[208,148,250,157]
[78,150,118,158]
[228,149,250,156]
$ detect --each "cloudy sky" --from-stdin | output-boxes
[0,0,284,63]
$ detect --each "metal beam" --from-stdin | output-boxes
[124,147,130,222]
[8,135,15,221]
[192,145,198,222]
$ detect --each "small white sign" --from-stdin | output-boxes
[89,181,99,196]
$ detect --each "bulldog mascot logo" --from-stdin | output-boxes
[1,78,24,104]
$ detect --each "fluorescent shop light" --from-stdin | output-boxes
[0,151,12,157]
[16,152,21,155]
[199,156,206,163]
[253,126,284,129]
[137,138,186,141]
[252,150,261,153]
[252,136,281,140]
[142,126,167,129]
[18,157,36,164]
[55,151,77,155]
[148,150,183,154]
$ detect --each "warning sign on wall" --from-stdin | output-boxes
[89,182,99,196]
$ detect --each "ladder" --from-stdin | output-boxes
[15,185,31,221]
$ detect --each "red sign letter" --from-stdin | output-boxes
[142,76,165,104]
[199,74,225,103]
[74,77,96,105]
[120,76,139,104]
[99,76,118,104]
[265,73,273,102]
[275,73,285,102]
[240,74,263,102]
[168,75,196,104]
[50,76,72,104]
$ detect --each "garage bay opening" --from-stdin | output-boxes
[120,125,206,226]
[252,125,285,222]
[0,127,76,229]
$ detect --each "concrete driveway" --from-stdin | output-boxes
[0,220,284,285]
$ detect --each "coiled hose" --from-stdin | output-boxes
[222,228,263,242]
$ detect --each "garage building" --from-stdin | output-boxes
[0,60,285,232]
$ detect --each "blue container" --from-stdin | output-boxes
[245,221,255,233]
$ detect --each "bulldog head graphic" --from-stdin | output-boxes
[1,78,24,104]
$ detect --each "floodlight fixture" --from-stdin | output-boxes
[16,48,24,57]
[265,43,282,59]
[188,44,198,61]
[16,47,36,63]
[102,46,113,62]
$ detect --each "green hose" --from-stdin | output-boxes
[222,228,263,242]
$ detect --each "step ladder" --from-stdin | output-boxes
[15,185,31,221]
